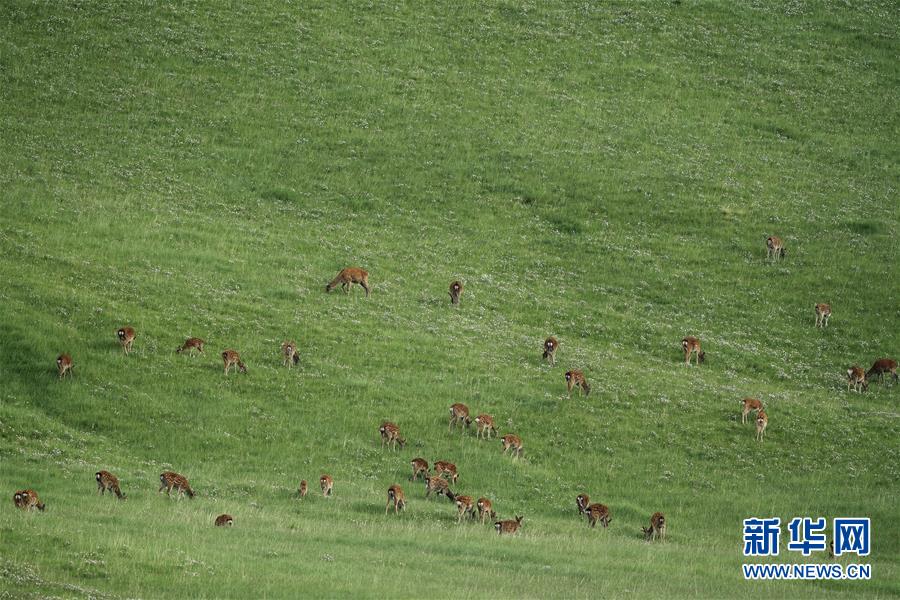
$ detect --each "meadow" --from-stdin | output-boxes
[1,1,898,598]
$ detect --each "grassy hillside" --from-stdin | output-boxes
[1,1,898,598]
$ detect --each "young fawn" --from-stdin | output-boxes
[56,353,73,379]
[565,370,590,397]
[433,460,459,484]
[815,303,831,328]
[867,358,898,385]
[410,458,429,481]
[424,475,454,500]
[95,470,125,500]
[116,327,135,354]
[766,236,786,260]
[643,512,666,541]
[495,515,523,535]
[477,497,496,524]
[13,489,45,511]
[379,422,406,450]
[159,471,195,499]
[576,493,590,515]
[847,367,868,393]
[449,280,463,305]
[585,503,611,528]
[448,403,472,432]
[320,474,334,497]
[176,337,205,355]
[756,411,768,442]
[386,484,406,514]
[298,480,308,498]
[215,514,234,527]
[222,350,247,375]
[326,267,370,297]
[543,337,558,366]
[455,495,476,523]
[281,341,300,367]
[474,414,497,439]
[741,398,764,424]
[682,337,705,366]
[501,434,523,459]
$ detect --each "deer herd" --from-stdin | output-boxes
[18,252,899,543]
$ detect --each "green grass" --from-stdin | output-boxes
[1,1,898,598]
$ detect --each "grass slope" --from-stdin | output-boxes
[1,1,898,598]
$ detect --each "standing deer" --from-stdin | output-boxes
[176,337,205,355]
[543,337,558,366]
[741,398,763,424]
[320,474,334,497]
[474,414,497,439]
[681,337,705,366]
[326,267,370,297]
[56,353,73,379]
[643,512,666,541]
[814,304,831,328]
[495,516,523,535]
[281,341,300,367]
[501,434,523,459]
[866,359,898,385]
[222,350,247,375]
[379,421,406,450]
[410,458,429,481]
[449,281,463,305]
[448,403,472,432]
[117,327,136,354]
[585,503,611,528]
[477,497,496,524]
[847,367,868,393]
[564,370,590,397]
[756,411,768,442]
[766,236,786,260]
[386,484,406,514]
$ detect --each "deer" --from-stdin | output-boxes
[222,350,247,375]
[643,512,666,541]
[449,280,463,305]
[741,398,764,424]
[766,236,786,260]
[298,480,308,498]
[585,503,611,528]
[433,461,459,484]
[495,516,523,535]
[501,434,523,459]
[424,475,454,501]
[454,495,477,523]
[477,497,496,524]
[281,341,300,367]
[576,493,590,515]
[386,484,406,514]
[215,514,234,527]
[474,414,497,439]
[379,421,406,450]
[176,337,205,355]
[847,367,868,393]
[565,370,590,397]
[756,411,768,442]
[95,470,126,500]
[410,458,429,481]
[326,267,370,297]
[159,471,195,499]
[815,304,831,328]
[866,358,898,385]
[116,326,136,354]
[13,490,45,511]
[543,337,559,366]
[682,337,705,366]
[56,353,73,379]
[320,474,334,497]
[448,403,472,432]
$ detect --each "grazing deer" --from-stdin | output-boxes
[576,493,590,515]
[320,474,334,497]
[741,398,764,424]
[495,515,523,535]
[56,353,73,379]
[766,236,786,260]
[448,403,472,432]
[159,471,195,499]
[117,326,136,354]
[386,484,406,514]
[543,337,559,366]
[756,411,768,442]
[410,458,429,481]
[455,495,476,523]
[298,480,308,498]
[176,337,205,355]
[433,461,459,484]
[379,421,406,450]
[326,267,370,297]
[215,514,234,527]
[95,470,125,500]
[474,414,497,439]
[643,512,666,541]
[222,350,247,375]
[449,280,463,305]
[681,337,705,366]
[814,304,831,328]
[501,434,523,459]
[477,497,496,524]
[13,490,45,511]
[847,367,868,393]
[866,358,898,385]
[424,475,454,500]
[565,370,590,397]
[281,341,300,367]
[585,503,611,528]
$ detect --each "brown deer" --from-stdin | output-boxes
[298,480,308,498]
[455,495,476,523]
[379,421,406,450]
[433,461,459,484]
[642,512,666,541]
[159,471,195,499]
[543,337,559,366]
[741,398,764,424]
[215,514,234,527]
[565,370,591,397]
[386,484,406,514]
[815,304,831,328]
[474,414,497,439]
[501,434,523,459]
[585,503,611,528]
[320,474,334,497]
[495,515,523,535]
[576,493,590,515]
[117,326,136,354]
[410,458,429,481]
[424,475,454,500]
[95,470,125,500]
[449,280,463,305]
[222,350,247,375]
[13,490,45,511]
[766,236,786,260]
[867,358,898,385]
[56,353,73,379]
[681,337,705,366]
[756,411,768,442]
[281,341,300,367]
[448,403,472,432]
[176,337,205,355]
[847,367,868,393]
[326,267,370,297]
[477,497,496,524]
